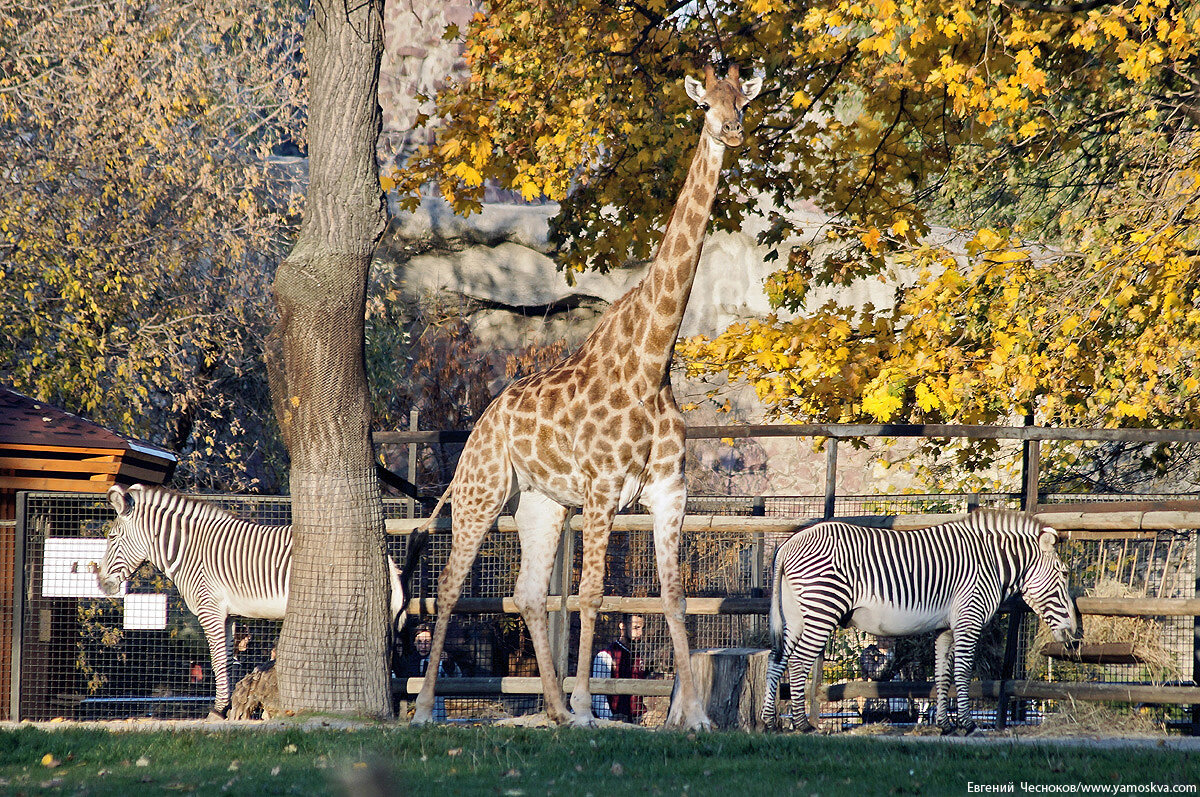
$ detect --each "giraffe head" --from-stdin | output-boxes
[684,64,762,148]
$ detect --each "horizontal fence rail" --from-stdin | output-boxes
[374,423,1200,445]
[386,507,1200,535]
[819,681,1200,705]
[400,595,1200,618]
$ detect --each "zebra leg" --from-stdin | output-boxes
[952,624,982,735]
[762,618,802,730]
[934,629,955,733]
[510,491,573,725]
[784,614,836,733]
[762,654,786,729]
[200,612,231,719]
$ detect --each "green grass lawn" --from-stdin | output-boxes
[0,723,1195,796]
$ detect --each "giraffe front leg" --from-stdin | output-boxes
[511,492,573,725]
[644,475,712,731]
[933,629,955,734]
[568,489,621,726]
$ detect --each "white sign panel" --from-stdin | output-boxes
[42,538,121,598]
[123,593,168,630]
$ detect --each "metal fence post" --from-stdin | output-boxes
[751,496,765,597]
[9,492,27,721]
[1193,532,1199,736]
[407,409,419,520]
[549,512,575,685]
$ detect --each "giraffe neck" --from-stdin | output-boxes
[581,131,726,384]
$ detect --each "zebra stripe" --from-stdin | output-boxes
[762,509,1080,734]
[97,483,405,718]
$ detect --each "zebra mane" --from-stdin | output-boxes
[129,484,261,531]
[961,508,1048,540]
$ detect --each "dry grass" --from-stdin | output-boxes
[1023,698,1167,738]
[1027,579,1185,683]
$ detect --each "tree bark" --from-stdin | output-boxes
[267,0,390,717]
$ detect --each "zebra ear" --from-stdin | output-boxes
[108,485,132,516]
[1038,528,1059,552]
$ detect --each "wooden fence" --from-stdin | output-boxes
[377,421,1200,731]
[386,506,1200,730]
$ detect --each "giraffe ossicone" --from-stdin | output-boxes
[411,64,761,731]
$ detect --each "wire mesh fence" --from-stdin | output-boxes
[10,490,1199,732]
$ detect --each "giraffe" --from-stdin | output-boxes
[411,64,762,729]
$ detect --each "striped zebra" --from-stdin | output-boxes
[763,510,1081,734]
[96,484,409,719]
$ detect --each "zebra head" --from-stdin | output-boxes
[1019,525,1082,647]
[97,484,153,596]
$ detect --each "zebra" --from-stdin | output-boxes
[96,483,411,719]
[762,509,1081,734]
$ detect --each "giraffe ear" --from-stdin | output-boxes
[740,75,763,102]
[684,75,707,106]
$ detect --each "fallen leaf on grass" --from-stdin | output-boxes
[136,756,150,767]
[40,754,60,768]
[447,748,463,757]
[227,760,240,772]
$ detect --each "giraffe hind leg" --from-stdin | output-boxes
[412,480,509,726]
[644,475,713,731]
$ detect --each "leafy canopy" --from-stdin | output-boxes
[397,0,1200,432]
[0,0,306,489]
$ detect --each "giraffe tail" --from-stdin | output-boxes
[399,484,452,598]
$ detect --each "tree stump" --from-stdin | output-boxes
[678,647,771,731]
[230,667,281,720]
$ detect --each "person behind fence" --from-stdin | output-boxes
[398,624,461,721]
[857,636,896,724]
[228,631,257,688]
[590,614,646,722]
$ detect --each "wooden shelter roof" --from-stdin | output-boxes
[0,388,175,494]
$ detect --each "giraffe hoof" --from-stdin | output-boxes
[567,713,598,729]
[410,709,435,727]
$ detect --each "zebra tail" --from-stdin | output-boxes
[768,547,785,666]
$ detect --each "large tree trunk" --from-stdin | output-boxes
[267,0,390,716]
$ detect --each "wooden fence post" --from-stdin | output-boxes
[823,440,838,519]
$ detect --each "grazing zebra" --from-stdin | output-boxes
[96,483,409,719]
[763,510,1081,734]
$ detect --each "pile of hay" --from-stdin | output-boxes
[1024,698,1166,738]
[1026,579,1184,683]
